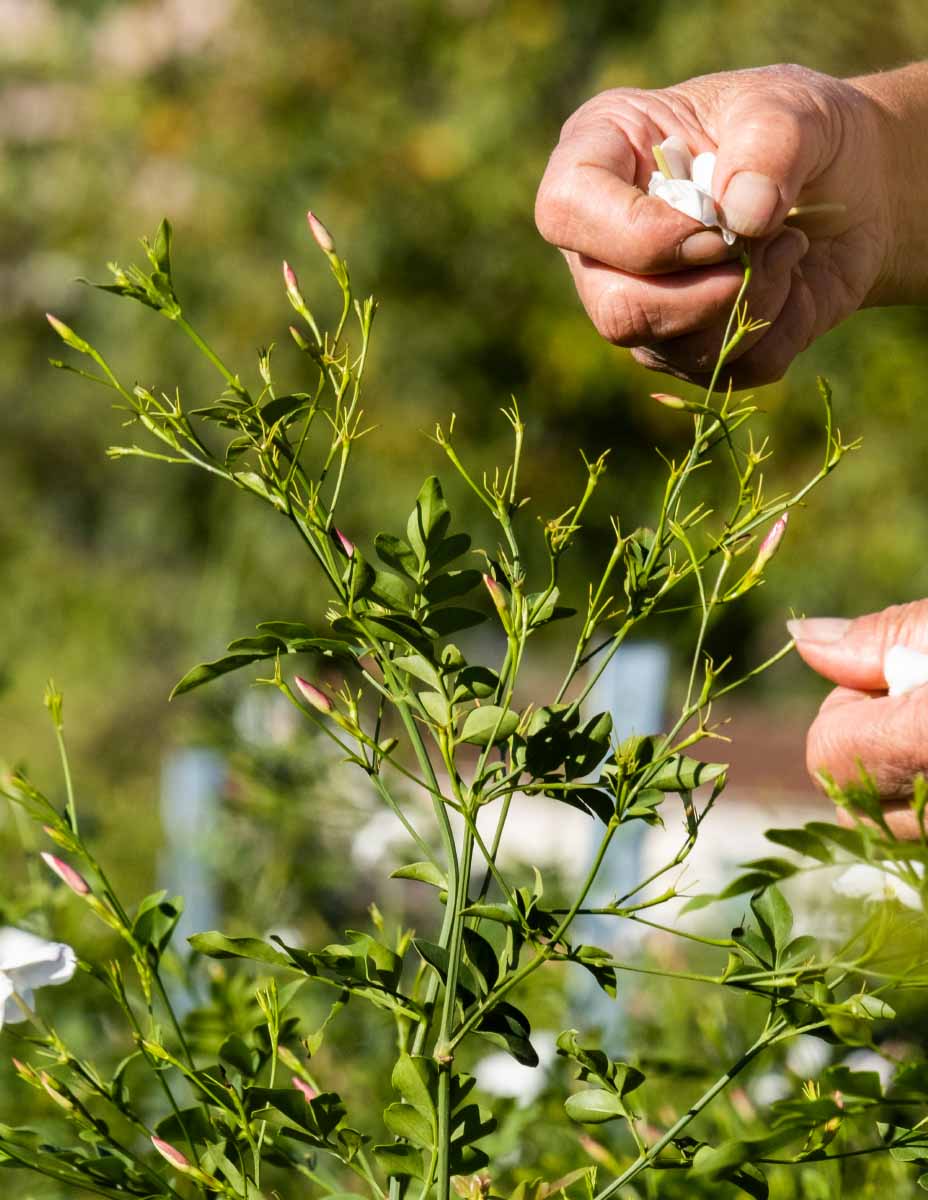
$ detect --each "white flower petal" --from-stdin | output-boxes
[648,178,716,227]
[884,644,928,697]
[0,926,77,992]
[656,135,693,181]
[833,863,923,911]
[690,151,717,196]
[0,971,12,1031]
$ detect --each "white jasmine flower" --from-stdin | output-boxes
[0,926,77,1028]
[832,863,923,911]
[648,136,736,245]
[786,1035,831,1078]
[843,1048,895,1089]
[884,644,928,697]
[474,1032,557,1107]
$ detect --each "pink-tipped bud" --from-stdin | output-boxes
[294,677,334,715]
[306,210,335,255]
[754,511,789,571]
[11,1058,31,1078]
[482,574,510,628]
[292,1076,318,1101]
[151,1136,191,1171]
[335,529,355,558]
[282,260,302,302]
[40,852,90,896]
[650,392,687,410]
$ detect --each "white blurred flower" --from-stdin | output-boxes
[751,1071,791,1107]
[0,927,77,1029]
[843,1049,895,1089]
[648,136,736,245]
[884,644,928,697]
[473,1032,557,1107]
[832,863,923,911]
[786,1035,831,1079]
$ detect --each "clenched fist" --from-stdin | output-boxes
[536,62,928,388]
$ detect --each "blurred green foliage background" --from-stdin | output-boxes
[3,0,928,1023]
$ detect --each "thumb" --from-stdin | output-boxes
[789,600,928,691]
[712,93,830,238]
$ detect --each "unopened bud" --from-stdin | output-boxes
[307,210,335,255]
[294,677,334,714]
[282,260,303,305]
[151,1137,191,1171]
[46,313,89,353]
[40,852,90,896]
[40,1072,73,1110]
[11,1057,32,1078]
[483,574,510,629]
[292,1076,318,1101]
[651,392,686,409]
[334,529,355,558]
[754,511,788,571]
[289,324,310,351]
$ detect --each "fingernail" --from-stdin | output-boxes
[787,617,851,644]
[885,644,928,697]
[720,171,781,237]
[679,230,737,266]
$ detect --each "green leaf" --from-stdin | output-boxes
[219,1034,258,1079]
[453,666,499,701]
[390,862,447,889]
[370,568,413,610]
[564,1089,625,1124]
[260,393,312,427]
[646,754,727,791]
[765,827,834,863]
[751,886,794,958]
[419,690,452,726]
[460,705,520,746]
[477,1002,537,1066]
[132,892,183,959]
[188,931,291,966]
[372,1143,425,1179]
[462,928,500,994]
[149,218,173,276]
[393,652,443,691]
[426,606,486,636]
[407,476,450,560]
[383,1102,433,1147]
[171,652,274,698]
[424,569,482,604]
[392,1054,437,1121]
[374,533,419,579]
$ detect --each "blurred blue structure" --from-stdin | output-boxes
[576,642,670,1045]
[159,748,225,963]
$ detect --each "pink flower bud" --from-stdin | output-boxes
[482,574,510,627]
[40,852,90,896]
[151,1136,191,1171]
[282,260,302,302]
[335,529,355,558]
[754,511,789,571]
[294,677,334,714]
[11,1058,31,1077]
[289,324,310,350]
[306,210,335,255]
[292,1076,318,1101]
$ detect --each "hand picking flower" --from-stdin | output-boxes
[0,926,77,1029]
[648,135,737,245]
[883,643,928,697]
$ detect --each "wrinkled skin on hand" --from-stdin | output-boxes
[792,600,928,839]
[535,64,895,389]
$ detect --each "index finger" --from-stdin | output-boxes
[535,118,734,275]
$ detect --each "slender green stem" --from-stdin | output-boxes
[592,1020,784,1199]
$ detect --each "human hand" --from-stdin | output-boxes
[791,602,928,838]
[535,63,900,389]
